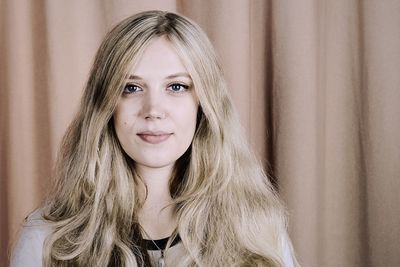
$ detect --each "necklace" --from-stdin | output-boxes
[141,228,167,267]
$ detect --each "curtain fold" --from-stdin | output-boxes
[271,0,322,264]
[362,2,400,267]
[1,0,399,266]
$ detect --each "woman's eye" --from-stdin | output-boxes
[123,84,141,94]
[168,83,189,93]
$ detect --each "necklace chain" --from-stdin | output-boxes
[141,227,167,267]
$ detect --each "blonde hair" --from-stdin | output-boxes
[43,10,294,266]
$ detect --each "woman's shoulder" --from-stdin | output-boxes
[10,208,51,267]
[281,235,299,267]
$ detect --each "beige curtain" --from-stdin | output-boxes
[1,0,399,266]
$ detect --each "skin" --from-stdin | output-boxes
[113,36,198,239]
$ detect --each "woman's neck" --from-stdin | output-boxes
[136,164,177,240]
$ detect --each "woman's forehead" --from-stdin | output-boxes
[127,37,192,81]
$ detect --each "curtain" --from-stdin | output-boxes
[1,0,399,266]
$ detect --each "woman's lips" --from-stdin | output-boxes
[137,132,172,144]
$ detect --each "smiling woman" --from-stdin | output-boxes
[114,37,198,174]
[11,11,298,267]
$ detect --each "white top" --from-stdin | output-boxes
[11,210,296,266]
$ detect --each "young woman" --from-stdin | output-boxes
[11,11,298,267]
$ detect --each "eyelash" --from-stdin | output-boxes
[123,84,142,94]
[167,83,189,93]
[122,83,190,94]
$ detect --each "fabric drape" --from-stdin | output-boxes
[1,1,399,266]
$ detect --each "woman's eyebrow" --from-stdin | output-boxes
[126,73,191,80]
[165,72,191,79]
[126,75,143,80]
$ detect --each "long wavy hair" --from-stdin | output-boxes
[42,10,294,266]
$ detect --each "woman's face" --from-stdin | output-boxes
[114,37,198,174]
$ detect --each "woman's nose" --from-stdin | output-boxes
[142,90,166,120]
